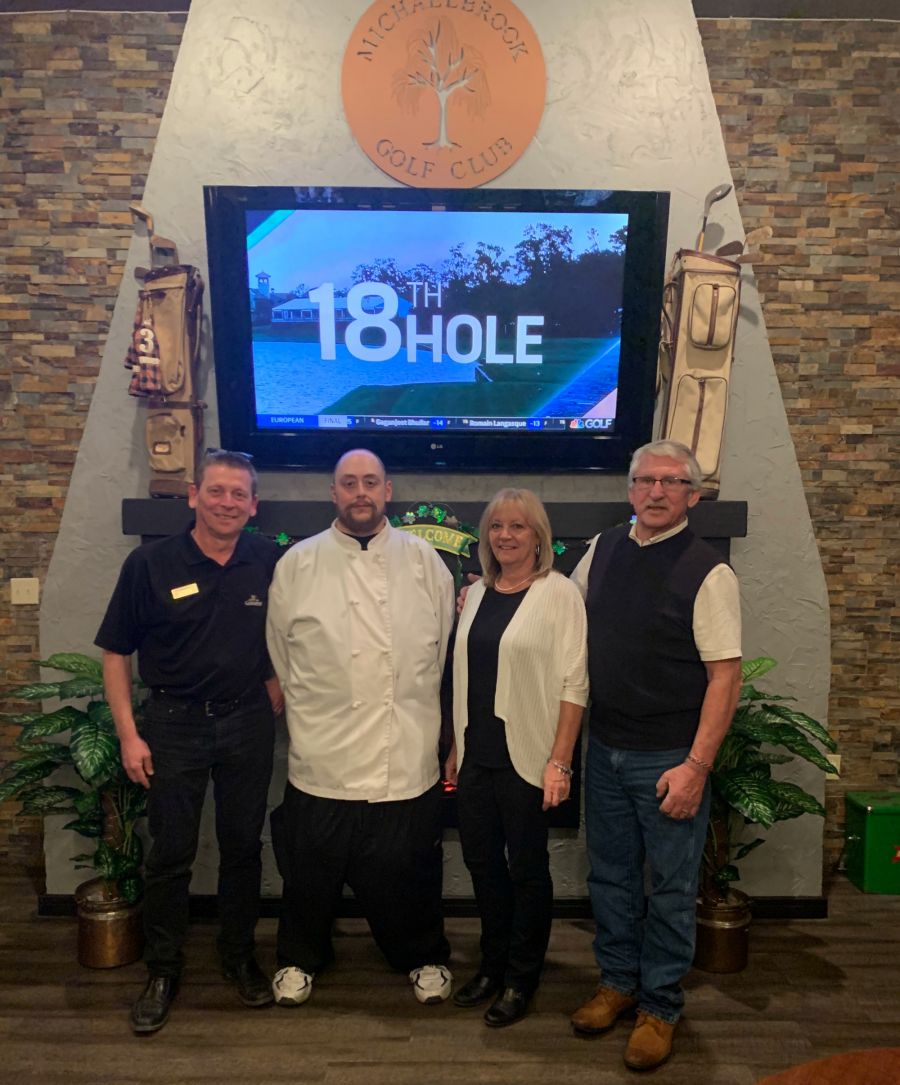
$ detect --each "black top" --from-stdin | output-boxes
[585,524,726,751]
[465,586,529,768]
[95,525,281,701]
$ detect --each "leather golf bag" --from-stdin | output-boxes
[124,204,205,498]
[656,249,741,498]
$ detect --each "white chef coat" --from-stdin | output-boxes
[266,521,455,802]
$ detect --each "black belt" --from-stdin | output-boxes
[150,685,263,718]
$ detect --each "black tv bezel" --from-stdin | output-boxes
[203,185,670,473]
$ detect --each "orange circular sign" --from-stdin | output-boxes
[343,0,545,188]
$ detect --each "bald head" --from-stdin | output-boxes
[333,448,387,484]
[331,449,392,536]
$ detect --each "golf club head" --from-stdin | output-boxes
[703,183,732,216]
[697,184,734,250]
[716,225,773,259]
[716,240,744,257]
[745,225,774,247]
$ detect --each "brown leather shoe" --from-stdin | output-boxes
[571,985,638,1034]
[623,1011,675,1071]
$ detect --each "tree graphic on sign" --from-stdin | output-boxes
[393,19,491,149]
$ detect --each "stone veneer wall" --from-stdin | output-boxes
[699,18,900,864]
[1,12,897,871]
[0,13,187,867]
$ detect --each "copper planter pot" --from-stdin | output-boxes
[75,877,143,969]
[693,889,751,973]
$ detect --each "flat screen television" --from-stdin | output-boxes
[203,186,670,472]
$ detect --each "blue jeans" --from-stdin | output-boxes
[140,690,275,976]
[584,735,710,1023]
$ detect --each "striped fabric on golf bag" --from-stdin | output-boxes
[655,249,741,498]
[124,205,206,498]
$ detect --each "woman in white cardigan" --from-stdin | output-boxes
[448,488,588,1028]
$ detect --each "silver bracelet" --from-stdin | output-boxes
[685,752,713,773]
[548,759,573,778]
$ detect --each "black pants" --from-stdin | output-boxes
[139,691,275,977]
[456,760,553,996]
[272,781,450,974]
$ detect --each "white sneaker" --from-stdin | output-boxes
[409,964,453,1004]
[272,966,314,1006]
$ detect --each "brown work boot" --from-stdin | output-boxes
[623,1011,675,1071]
[571,985,638,1034]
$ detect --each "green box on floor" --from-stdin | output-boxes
[845,791,900,894]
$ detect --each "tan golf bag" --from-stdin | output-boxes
[656,249,741,498]
[124,204,205,498]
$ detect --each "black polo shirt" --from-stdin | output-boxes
[95,525,281,702]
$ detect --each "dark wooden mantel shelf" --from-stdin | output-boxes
[122,498,748,567]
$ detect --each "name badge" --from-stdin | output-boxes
[171,583,199,600]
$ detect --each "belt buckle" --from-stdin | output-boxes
[204,697,238,717]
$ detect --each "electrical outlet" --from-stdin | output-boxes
[11,578,40,605]
[826,753,841,775]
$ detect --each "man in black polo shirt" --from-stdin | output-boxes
[569,440,741,1071]
[96,450,282,1034]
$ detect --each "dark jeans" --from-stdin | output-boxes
[585,735,710,1023]
[456,760,553,996]
[139,690,275,977]
[272,781,449,974]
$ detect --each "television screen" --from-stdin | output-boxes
[204,186,669,472]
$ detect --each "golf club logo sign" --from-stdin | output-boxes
[342,0,545,188]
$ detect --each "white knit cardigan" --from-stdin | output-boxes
[453,570,589,788]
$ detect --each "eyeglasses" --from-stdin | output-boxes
[630,476,694,492]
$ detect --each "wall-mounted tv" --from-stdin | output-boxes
[203,186,669,473]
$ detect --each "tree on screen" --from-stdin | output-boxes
[472,242,512,286]
[404,263,438,290]
[608,226,628,255]
[392,19,490,149]
[351,258,408,292]
[587,225,628,256]
[514,224,575,280]
[442,242,474,288]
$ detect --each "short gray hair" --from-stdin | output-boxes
[628,440,702,491]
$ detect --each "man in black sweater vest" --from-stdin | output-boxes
[569,440,742,1071]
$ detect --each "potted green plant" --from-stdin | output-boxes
[695,655,839,972]
[0,652,147,966]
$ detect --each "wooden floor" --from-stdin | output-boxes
[1,873,899,1085]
